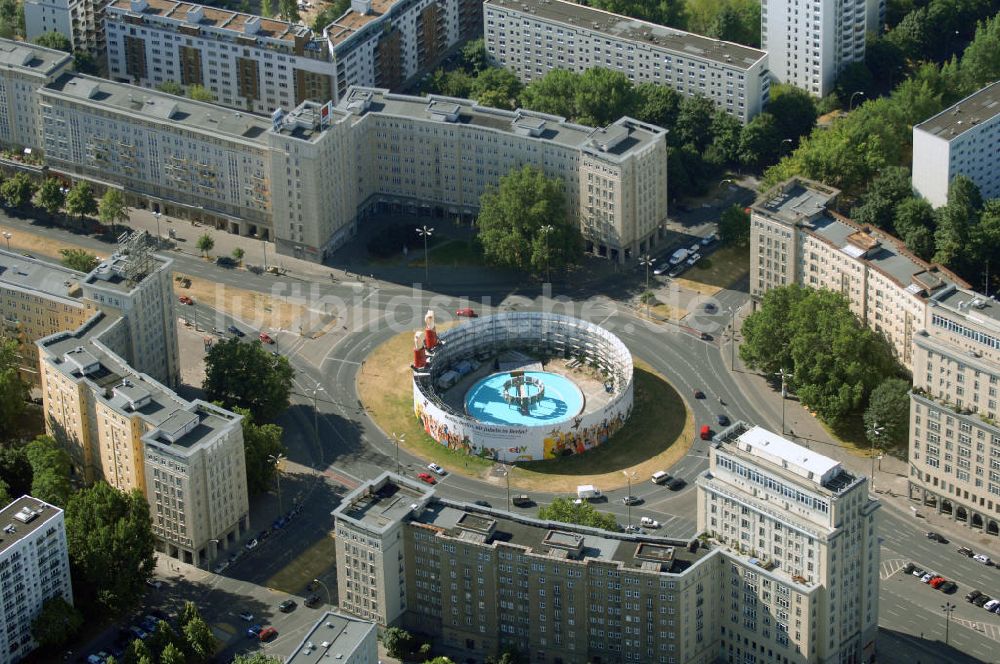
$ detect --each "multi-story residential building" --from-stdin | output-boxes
[38,72,274,238]
[0,40,73,151]
[287,611,378,664]
[24,0,107,56]
[699,422,880,664]
[483,0,770,123]
[0,496,73,664]
[324,0,483,102]
[302,87,668,263]
[761,0,879,97]
[104,0,336,115]
[908,285,1000,537]
[333,428,880,664]
[911,80,1000,207]
[749,178,967,369]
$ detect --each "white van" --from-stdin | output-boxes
[651,471,671,485]
[576,485,602,500]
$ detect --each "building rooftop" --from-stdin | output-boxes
[272,100,349,142]
[42,73,272,145]
[932,286,1000,327]
[341,87,666,160]
[286,612,376,664]
[752,179,838,224]
[0,496,62,557]
[0,38,73,77]
[324,0,396,47]
[485,0,766,69]
[335,475,433,532]
[0,249,86,307]
[107,0,318,45]
[81,243,173,294]
[914,80,1000,141]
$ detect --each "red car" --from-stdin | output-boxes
[178,295,194,305]
[417,472,437,485]
[930,577,947,589]
[700,425,712,440]
[259,332,275,344]
[456,308,478,318]
[258,626,277,642]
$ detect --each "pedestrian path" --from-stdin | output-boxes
[953,616,1000,643]
[880,558,908,580]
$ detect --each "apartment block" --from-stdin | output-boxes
[483,0,770,123]
[0,497,73,664]
[908,286,1000,537]
[334,438,879,664]
[24,0,107,55]
[761,0,879,97]
[0,40,73,152]
[324,0,483,102]
[749,178,967,369]
[287,611,378,664]
[912,81,1000,207]
[38,72,274,238]
[104,0,336,115]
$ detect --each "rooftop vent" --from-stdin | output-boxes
[13,506,38,524]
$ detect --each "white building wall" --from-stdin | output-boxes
[912,127,952,207]
[24,0,77,48]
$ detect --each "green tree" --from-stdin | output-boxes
[260,0,272,17]
[0,172,37,209]
[472,67,522,110]
[311,0,349,31]
[707,0,760,46]
[183,616,217,662]
[278,0,300,23]
[123,639,152,664]
[231,247,245,265]
[32,31,71,51]
[477,165,579,273]
[850,166,912,231]
[633,82,680,128]
[0,478,10,507]
[959,14,1000,91]
[98,189,130,234]
[573,68,637,126]
[460,38,490,74]
[933,200,974,269]
[159,643,185,664]
[519,69,579,118]
[767,84,816,144]
[65,181,98,225]
[0,339,27,437]
[187,85,215,102]
[708,110,742,163]
[739,284,810,375]
[486,649,523,664]
[675,95,717,150]
[73,50,98,74]
[146,620,180,660]
[894,196,937,256]
[178,601,201,632]
[203,338,294,421]
[156,80,184,96]
[65,482,156,613]
[425,659,455,664]
[33,178,66,219]
[24,435,72,507]
[234,407,286,494]
[0,446,32,497]
[30,597,83,649]
[538,497,619,530]
[195,233,215,257]
[863,377,911,449]
[738,112,781,170]
[60,248,100,273]
[379,626,414,659]
[230,655,283,664]
[718,204,750,247]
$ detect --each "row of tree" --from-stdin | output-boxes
[380,626,521,664]
[1,172,130,232]
[156,81,216,103]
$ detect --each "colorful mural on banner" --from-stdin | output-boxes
[413,379,633,462]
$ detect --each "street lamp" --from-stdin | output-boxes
[2,231,11,251]
[623,470,636,528]
[312,578,332,606]
[416,225,434,285]
[502,463,511,512]
[867,423,884,492]
[268,453,286,513]
[849,91,866,111]
[539,224,554,284]
[639,255,655,317]
[775,369,792,435]
[153,211,162,248]
[391,432,405,475]
[942,602,955,645]
[306,384,326,449]
[726,306,737,372]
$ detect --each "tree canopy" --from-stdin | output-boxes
[476,165,579,274]
[203,338,294,421]
[65,181,98,223]
[32,31,71,51]
[718,205,750,247]
[0,339,27,437]
[60,248,100,273]
[33,178,66,218]
[65,482,155,614]
[863,377,911,450]
[0,173,37,209]
[31,597,83,649]
[0,446,32,497]
[537,497,619,531]
[234,407,286,495]
[24,435,72,506]
[740,286,901,424]
[98,189,130,232]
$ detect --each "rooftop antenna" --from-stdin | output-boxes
[117,230,154,287]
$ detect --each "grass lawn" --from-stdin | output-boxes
[357,331,694,493]
[409,239,483,267]
[674,244,749,296]
[265,534,337,594]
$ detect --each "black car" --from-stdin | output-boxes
[227,325,245,337]
[304,594,322,608]
[903,562,917,575]
[939,581,958,593]
[622,495,642,506]
[215,256,237,268]
[967,589,983,603]
[278,599,297,613]
[973,595,992,607]
[717,414,730,426]
[474,500,491,507]
[667,478,686,491]
[926,531,948,543]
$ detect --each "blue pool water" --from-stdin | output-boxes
[464,371,585,426]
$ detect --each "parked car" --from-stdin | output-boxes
[700,425,712,440]
[278,599,297,613]
[717,414,730,426]
[258,627,278,642]
[259,332,275,344]
[939,581,958,593]
[622,495,642,506]
[511,495,532,507]
[911,567,926,577]
[667,478,686,491]
[700,233,718,247]
[238,612,254,621]
[456,308,478,317]
[215,256,237,268]
[903,562,917,575]
[304,594,322,608]
[693,389,705,399]
[178,295,193,305]
[929,576,947,589]
[920,573,936,583]
[244,538,258,550]
[926,531,948,543]
[417,472,437,485]
[640,517,660,528]
[958,546,974,557]
[704,302,717,313]
[428,463,446,476]
[984,599,1000,612]
[685,252,702,267]
[474,499,491,508]
[668,264,685,278]
[227,325,245,337]
[973,553,992,565]
[623,525,645,534]
[651,471,672,485]
[128,626,147,640]
[972,594,992,607]
[966,590,983,603]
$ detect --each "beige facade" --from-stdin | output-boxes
[334,430,880,664]
[0,40,73,151]
[908,286,1000,537]
[484,0,770,123]
[749,178,966,369]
